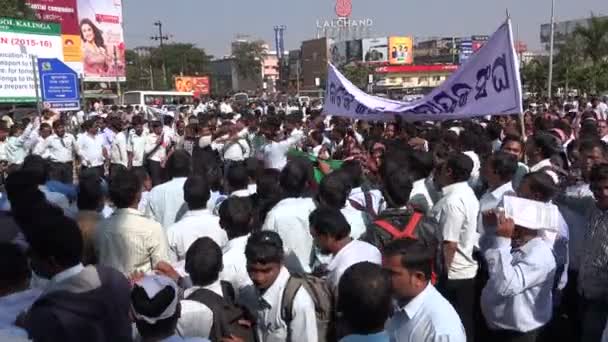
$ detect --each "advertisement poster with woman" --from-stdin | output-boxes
[388,36,413,65]
[77,0,125,81]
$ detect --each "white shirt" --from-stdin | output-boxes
[110,131,129,167]
[463,150,481,190]
[386,283,466,342]
[477,182,515,252]
[46,133,76,163]
[239,267,318,342]
[0,289,41,336]
[262,197,317,273]
[341,206,367,239]
[409,179,434,215]
[432,182,480,280]
[213,137,250,162]
[166,209,228,261]
[146,177,187,229]
[144,133,168,163]
[5,122,36,165]
[76,133,105,167]
[178,280,223,339]
[220,234,252,292]
[260,133,304,170]
[481,237,556,332]
[31,136,51,158]
[327,240,381,290]
[128,132,147,167]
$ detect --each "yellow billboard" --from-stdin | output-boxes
[388,36,413,65]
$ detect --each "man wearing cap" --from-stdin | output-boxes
[481,197,557,342]
[132,274,209,342]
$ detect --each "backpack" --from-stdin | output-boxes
[186,281,258,342]
[361,208,446,285]
[280,274,335,342]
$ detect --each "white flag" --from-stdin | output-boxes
[323,19,523,121]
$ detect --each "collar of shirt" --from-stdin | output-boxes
[183,279,223,298]
[259,266,290,309]
[223,234,250,254]
[488,181,514,201]
[230,189,251,198]
[399,283,434,320]
[51,263,84,284]
[328,239,356,271]
[113,207,145,217]
[182,209,214,219]
[441,181,471,197]
[530,159,553,172]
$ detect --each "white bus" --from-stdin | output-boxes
[122,91,194,107]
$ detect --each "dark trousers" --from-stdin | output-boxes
[580,296,608,342]
[146,160,163,186]
[51,161,73,184]
[81,165,104,179]
[440,278,476,342]
[490,328,539,342]
[109,163,127,178]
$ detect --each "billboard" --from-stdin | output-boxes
[26,0,82,74]
[388,36,413,65]
[362,37,388,63]
[175,76,210,97]
[346,40,362,63]
[77,0,125,82]
[330,41,347,66]
[0,18,63,103]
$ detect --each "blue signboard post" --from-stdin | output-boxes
[38,58,80,111]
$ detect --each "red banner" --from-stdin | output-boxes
[26,0,79,35]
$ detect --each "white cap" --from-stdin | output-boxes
[131,275,179,324]
[503,196,559,231]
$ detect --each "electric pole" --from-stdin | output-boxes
[151,21,169,89]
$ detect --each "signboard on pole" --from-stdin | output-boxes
[38,58,80,111]
[77,0,126,82]
[0,18,63,103]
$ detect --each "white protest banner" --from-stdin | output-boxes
[323,19,523,121]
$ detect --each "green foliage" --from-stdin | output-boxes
[0,0,36,19]
[339,64,375,89]
[232,40,266,81]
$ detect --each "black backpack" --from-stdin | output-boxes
[186,281,258,342]
[360,208,446,285]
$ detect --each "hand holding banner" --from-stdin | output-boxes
[323,19,523,122]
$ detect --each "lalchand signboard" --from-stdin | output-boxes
[0,18,63,103]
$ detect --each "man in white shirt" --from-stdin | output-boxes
[384,239,466,342]
[478,152,518,252]
[218,197,253,292]
[166,175,228,261]
[260,122,305,170]
[592,97,608,120]
[108,117,128,176]
[309,208,381,290]
[76,119,106,179]
[146,150,191,229]
[30,123,53,159]
[481,207,557,341]
[317,172,367,240]
[341,160,384,216]
[500,135,529,190]
[212,127,250,163]
[239,231,318,342]
[262,159,317,273]
[407,151,435,215]
[526,133,562,185]
[225,162,253,198]
[431,152,480,341]
[96,169,170,275]
[47,120,76,184]
[145,120,169,186]
[127,115,146,169]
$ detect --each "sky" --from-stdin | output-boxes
[123,0,608,58]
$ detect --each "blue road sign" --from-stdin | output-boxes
[38,58,80,111]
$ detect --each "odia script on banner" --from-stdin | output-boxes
[323,19,523,121]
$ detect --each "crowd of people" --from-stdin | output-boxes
[0,94,608,342]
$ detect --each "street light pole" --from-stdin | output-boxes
[152,21,169,89]
[547,0,555,99]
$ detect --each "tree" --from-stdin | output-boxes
[521,58,548,95]
[340,63,376,89]
[0,0,36,19]
[232,40,266,81]
[573,14,608,92]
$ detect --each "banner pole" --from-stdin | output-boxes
[31,54,41,117]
